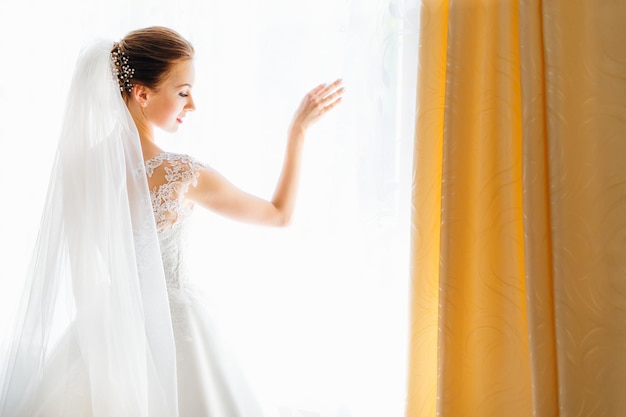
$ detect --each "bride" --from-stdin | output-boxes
[0,26,343,417]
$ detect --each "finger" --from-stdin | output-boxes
[306,80,343,113]
[323,86,344,103]
[321,79,343,96]
[306,85,327,107]
[320,96,343,114]
[317,89,344,112]
[310,79,341,99]
[310,84,327,95]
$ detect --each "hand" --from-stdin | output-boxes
[290,79,344,133]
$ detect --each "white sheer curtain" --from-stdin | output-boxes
[0,1,418,416]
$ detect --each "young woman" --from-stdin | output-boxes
[0,26,343,417]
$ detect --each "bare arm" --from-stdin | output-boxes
[187,80,344,226]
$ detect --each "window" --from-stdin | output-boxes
[0,1,418,415]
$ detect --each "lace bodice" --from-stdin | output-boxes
[145,152,206,290]
[145,152,206,232]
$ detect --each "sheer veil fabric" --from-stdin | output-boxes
[0,40,179,417]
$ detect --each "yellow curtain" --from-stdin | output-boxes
[407,1,626,416]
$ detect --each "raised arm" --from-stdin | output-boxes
[186,80,344,226]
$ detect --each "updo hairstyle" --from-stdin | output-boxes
[112,26,194,99]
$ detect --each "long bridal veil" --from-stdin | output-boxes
[0,40,179,417]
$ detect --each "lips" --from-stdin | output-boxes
[177,118,183,124]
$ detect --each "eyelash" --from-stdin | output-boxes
[179,92,189,98]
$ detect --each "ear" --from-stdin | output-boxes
[132,84,150,108]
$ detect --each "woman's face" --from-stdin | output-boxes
[143,59,196,132]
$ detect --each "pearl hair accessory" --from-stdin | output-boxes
[111,43,135,93]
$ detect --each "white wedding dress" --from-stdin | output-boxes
[0,40,266,417]
[8,153,265,417]
[146,152,265,417]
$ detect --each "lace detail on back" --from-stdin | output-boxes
[145,152,205,232]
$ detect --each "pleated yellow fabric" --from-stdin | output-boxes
[407,1,626,416]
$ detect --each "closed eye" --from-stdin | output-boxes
[179,92,189,98]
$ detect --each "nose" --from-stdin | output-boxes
[186,94,196,112]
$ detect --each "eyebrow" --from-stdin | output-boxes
[175,83,193,88]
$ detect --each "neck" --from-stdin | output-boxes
[127,101,153,140]
[126,99,161,159]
